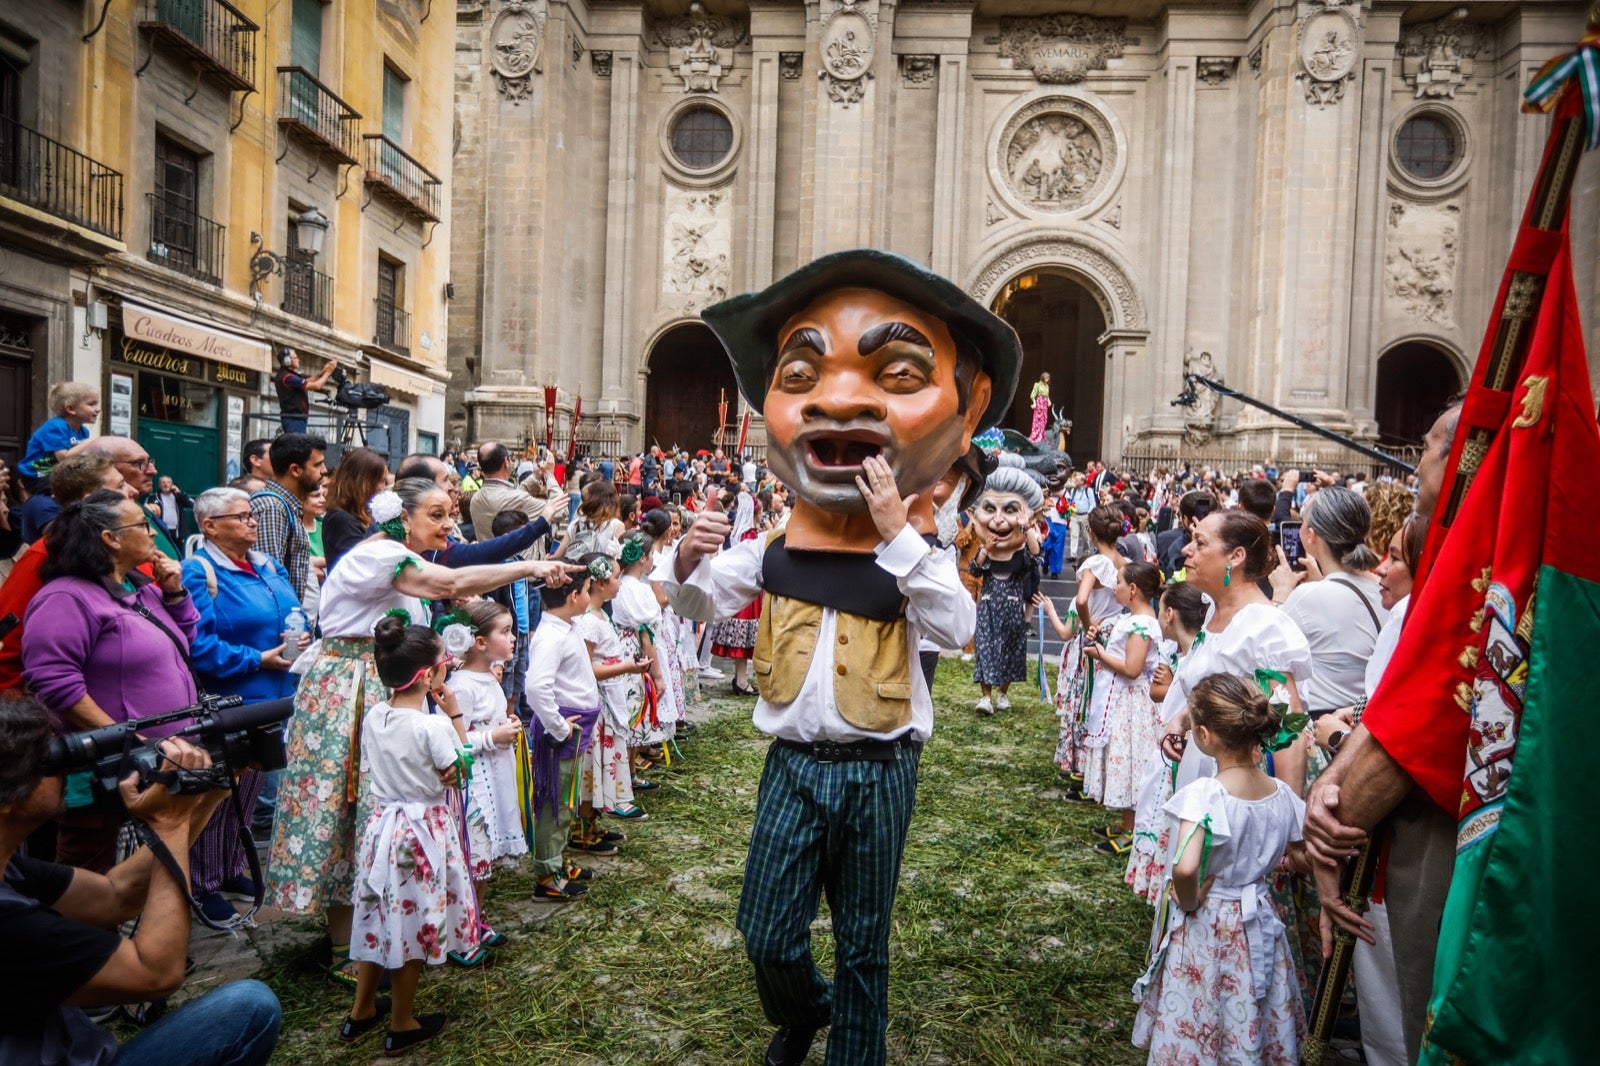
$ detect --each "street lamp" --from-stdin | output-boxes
[249,207,332,300]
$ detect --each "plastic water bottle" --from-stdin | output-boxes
[281,607,309,663]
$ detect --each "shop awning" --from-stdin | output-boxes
[368,357,446,398]
[121,301,272,375]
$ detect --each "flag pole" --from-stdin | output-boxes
[1300,28,1594,1065]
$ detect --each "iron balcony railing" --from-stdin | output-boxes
[0,118,124,240]
[145,193,225,285]
[139,0,258,93]
[373,299,411,356]
[276,67,361,166]
[282,258,334,326]
[362,135,441,222]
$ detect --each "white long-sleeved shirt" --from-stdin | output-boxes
[654,524,975,743]
[523,612,601,741]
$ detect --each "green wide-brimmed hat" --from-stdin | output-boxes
[700,249,1023,433]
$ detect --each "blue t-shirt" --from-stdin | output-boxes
[19,418,90,477]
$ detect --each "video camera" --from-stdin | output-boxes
[328,365,391,410]
[45,695,294,797]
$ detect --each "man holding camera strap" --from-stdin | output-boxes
[272,349,336,436]
[0,697,281,1064]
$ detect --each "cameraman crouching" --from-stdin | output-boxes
[0,697,281,1064]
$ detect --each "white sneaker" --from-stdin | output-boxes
[975,696,994,716]
[700,666,727,680]
[959,653,974,663]
[996,694,1012,711]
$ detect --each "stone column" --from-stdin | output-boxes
[599,48,642,413]
[1239,0,1368,453]
[808,0,891,254]
[746,2,788,290]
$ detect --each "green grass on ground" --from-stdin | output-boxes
[258,659,1152,1064]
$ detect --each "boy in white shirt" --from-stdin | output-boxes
[524,572,602,901]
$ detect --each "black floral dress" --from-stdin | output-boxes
[970,551,1040,686]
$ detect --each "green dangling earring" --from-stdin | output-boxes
[1223,563,1233,588]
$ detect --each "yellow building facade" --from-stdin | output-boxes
[1,0,455,489]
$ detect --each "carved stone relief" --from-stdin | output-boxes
[1182,348,1221,445]
[820,1,876,108]
[649,1,749,94]
[985,198,1007,227]
[990,15,1127,84]
[1197,57,1236,86]
[662,186,733,301]
[1296,5,1361,108]
[488,0,546,104]
[1102,202,1122,229]
[1400,14,1486,99]
[591,50,612,77]
[968,237,1147,334]
[780,53,803,80]
[996,97,1115,216]
[902,54,936,86]
[1248,41,1264,78]
[1385,200,1459,327]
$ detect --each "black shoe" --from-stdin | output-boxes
[339,996,391,1041]
[765,1025,819,1066]
[566,836,619,856]
[384,1012,447,1056]
[731,683,758,697]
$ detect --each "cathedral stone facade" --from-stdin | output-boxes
[448,0,1598,466]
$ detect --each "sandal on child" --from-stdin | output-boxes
[447,945,493,968]
[384,1012,448,1057]
[479,926,509,948]
[1094,832,1134,856]
[340,996,392,1041]
[611,803,649,820]
[534,878,589,901]
[564,863,596,882]
[632,778,659,791]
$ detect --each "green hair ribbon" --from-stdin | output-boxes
[433,607,473,634]
[618,536,647,568]
[587,557,615,581]
[381,607,412,625]
[1252,668,1308,753]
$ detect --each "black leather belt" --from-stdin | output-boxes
[773,733,922,763]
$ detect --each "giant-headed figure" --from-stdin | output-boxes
[659,250,1020,1066]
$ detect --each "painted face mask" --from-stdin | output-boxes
[972,489,1035,554]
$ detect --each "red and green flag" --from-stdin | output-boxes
[1359,41,1600,1065]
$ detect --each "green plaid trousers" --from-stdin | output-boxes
[736,739,921,1066]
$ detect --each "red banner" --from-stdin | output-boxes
[543,386,558,452]
[568,395,582,462]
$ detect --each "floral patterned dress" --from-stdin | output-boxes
[447,668,528,878]
[1081,612,1162,809]
[1133,776,1307,1064]
[615,575,678,747]
[350,703,480,969]
[573,609,639,812]
[1054,553,1124,771]
[1127,640,1182,903]
[267,538,424,914]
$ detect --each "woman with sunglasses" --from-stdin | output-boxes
[20,490,199,873]
[177,487,309,926]
[267,477,581,986]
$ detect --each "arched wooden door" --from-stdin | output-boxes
[644,323,739,454]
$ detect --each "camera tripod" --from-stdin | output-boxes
[339,408,368,446]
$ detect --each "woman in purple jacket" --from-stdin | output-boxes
[21,489,199,873]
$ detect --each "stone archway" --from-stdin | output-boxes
[966,232,1149,463]
[990,272,1107,458]
[643,321,739,454]
[1375,339,1463,447]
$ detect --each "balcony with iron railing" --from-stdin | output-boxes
[145,193,225,285]
[139,0,258,93]
[282,258,334,326]
[362,135,441,223]
[276,67,361,166]
[374,299,411,356]
[0,118,124,241]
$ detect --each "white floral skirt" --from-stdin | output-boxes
[1082,680,1158,809]
[1133,897,1304,1064]
[351,802,480,969]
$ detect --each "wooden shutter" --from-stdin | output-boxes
[382,65,404,142]
[291,0,322,75]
